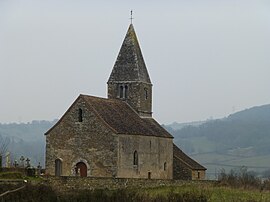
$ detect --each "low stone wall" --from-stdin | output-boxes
[0,179,25,186]
[43,176,211,193]
[0,168,26,174]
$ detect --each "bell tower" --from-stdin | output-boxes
[107,24,152,117]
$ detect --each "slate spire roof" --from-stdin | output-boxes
[108,24,151,84]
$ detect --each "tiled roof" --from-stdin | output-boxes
[173,144,206,170]
[82,95,172,138]
[108,24,151,84]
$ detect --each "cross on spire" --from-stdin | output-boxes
[130,10,134,24]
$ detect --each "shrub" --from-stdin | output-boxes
[0,184,57,202]
[57,188,208,202]
[218,167,261,189]
[262,178,270,191]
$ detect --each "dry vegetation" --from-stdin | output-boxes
[2,182,270,202]
[2,171,270,201]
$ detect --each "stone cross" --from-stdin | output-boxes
[26,158,30,168]
[14,160,19,168]
[20,156,25,168]
[130,10,134,24]
[37,162,42,175]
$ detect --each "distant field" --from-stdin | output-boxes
[175,136,217,154]
[190,152,270,179]
[224,154,270,169]
[174,132,270,179]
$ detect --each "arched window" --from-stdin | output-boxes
[133,150,138,166]
[164,162,167,171]
[119,86,124,98]
[144,88,148,100]
[148,172,151,179]
[78,108,83,122]
[55,159,62,176]
[124,85,128,98]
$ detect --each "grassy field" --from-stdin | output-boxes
[1,180,270,201]
[139,183,270,202]
[1,172,270,201]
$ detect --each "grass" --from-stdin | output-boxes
[1,172,270,201]
[207,186,268,202]
[139,183,270,202]
[1,181,270,201]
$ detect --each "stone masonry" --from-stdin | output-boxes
[45,23,206,181]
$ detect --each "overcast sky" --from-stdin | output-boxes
[0,0,269,124]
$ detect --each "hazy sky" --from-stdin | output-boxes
[0,0,270,124]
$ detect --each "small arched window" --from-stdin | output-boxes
[124,85,128,98]
[133,150,138,166]
[164,162,167,171]
[144,88,148,100]
[78,108,83,122]
[55,159,62,176]
[119,86,124,98]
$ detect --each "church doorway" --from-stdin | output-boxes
[76,162,87,177]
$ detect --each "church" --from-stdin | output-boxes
[45,23,206,180]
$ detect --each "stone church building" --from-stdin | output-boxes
[45,23,206,180]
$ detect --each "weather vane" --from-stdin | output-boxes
[130,10,134,24]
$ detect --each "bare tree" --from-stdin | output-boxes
[0,136,10,168]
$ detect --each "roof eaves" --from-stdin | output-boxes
[174,155,206,170]
[44,94,83,135]
[117,132,174,139]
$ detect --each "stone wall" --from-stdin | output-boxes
[0,168,26,174]
[45,97,118,177]
[173,156,192,180]
[107,81,152,117]
[46,95,173,180]
[192,170,206,180]
[44,176,194,193]
[118,135,173,179]
[173,157,206,180]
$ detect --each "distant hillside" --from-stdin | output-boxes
[165,121,206,131]
[0,120,57,167]
[227,104,270,123]
[165,104,270,179]
[1,104,270,178]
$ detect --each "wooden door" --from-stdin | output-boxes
[76,162,87,177]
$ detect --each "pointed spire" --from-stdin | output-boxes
[108,24,151,84]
